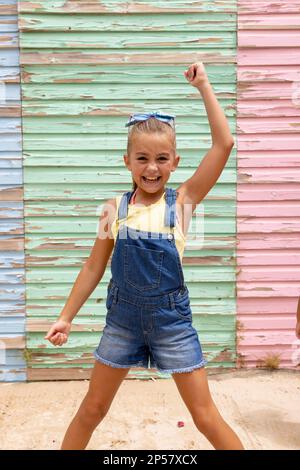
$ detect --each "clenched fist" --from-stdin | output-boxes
[184,62,209,89]
[44,319,71,347]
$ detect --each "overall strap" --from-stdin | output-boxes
[164,187,177,229]
[118,190,133,221]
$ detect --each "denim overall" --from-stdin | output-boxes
[93,187,207,374]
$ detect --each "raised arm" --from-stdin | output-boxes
[177,62,234,210]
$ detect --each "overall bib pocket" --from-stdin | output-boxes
[124,244,164,291]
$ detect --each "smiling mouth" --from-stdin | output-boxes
[142,176,161,183]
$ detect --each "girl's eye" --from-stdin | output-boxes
[137,156,168,161]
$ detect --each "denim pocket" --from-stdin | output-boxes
[124,244,164,291]
[105,288,115,313]
[173,293,192,321]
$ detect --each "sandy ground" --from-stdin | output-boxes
[0,369,299,450]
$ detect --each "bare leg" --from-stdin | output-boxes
[61,361,130,450]
[172,367,244,450]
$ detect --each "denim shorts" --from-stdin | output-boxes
[93,283,207,374]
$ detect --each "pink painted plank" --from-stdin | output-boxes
[238,152,300,168]
[238,65,300,82]
[238,117,300,134]
[238,48,300,65]
[239,363,298,369]
[237,167,300,182]
[240,364,298,369]
[237,221,300,234]
[238,100,300,117]
[238,136,300,151]
[237,297,298,314]
[238,348,298,366]
[238,346,299,368]
[238,331,297,345]
[237,267,300,282]
[237,251,300,264]
[236,0,298,369]
[237,202,300,217]
[237,282,300,297]
[239,30,300,48]
[238,82,300,100]
[239,1,300,15]
[237,234,300,249]
[237,184,300,201]
[238,314,296,329]
[239,14,300,29]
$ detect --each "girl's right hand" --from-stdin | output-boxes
[44,319,71,346]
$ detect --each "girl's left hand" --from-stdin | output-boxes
[184,62,209,89]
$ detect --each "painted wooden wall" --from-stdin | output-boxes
[237,0,300,368]
[0,0,26,381]
[18,0,237,380]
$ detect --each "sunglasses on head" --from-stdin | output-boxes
[125,111,176,129]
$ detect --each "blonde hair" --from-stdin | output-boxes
[126,117,176,191]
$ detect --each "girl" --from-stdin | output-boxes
[45,62,244,450]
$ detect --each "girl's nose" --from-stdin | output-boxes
[147,163,158,171]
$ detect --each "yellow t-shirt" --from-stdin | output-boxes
[111,191,186,262]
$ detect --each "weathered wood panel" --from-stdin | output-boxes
[237,0,300,369]
[0,0,26,382]
[20,0,237,380]
[19,1,237,14]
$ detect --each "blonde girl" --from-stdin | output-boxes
[45,62,244,450]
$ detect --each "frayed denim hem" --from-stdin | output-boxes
[93,350,147,369]
[156,358,208,375]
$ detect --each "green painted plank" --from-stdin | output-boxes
[25,234,236,251]
[24,217,236,235]
[22,135,236,151]
[22,99,236,116]
[19,1,237,15]
[21,82,235,100]
[22,64,236,84]
[23,166,236,183]
[25,265,236,283]
[21,1,237,377]
[26,282,236,301]
[22,116,236,135]
[26,330,236,349]
[25,298,236,317]
[20,13,236,32]
[23,182,236,200]
[23,249,236,267]
[20,49,235,65]
[24,199,236,217]
[20,31,236,49]
[23,149,237,169]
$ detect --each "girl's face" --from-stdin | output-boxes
[124,132,180,194]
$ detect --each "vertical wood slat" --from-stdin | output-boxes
[0,0,26,382]
[237,0,300,369]
[19,0,237,380]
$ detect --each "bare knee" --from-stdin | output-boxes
[77,396,109,429]
[192,405,219,436]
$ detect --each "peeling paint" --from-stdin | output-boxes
[237,0,300,369]
[18,0,238,380]
[0,0,26,382]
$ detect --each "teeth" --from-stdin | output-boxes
[144,177,159,181]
